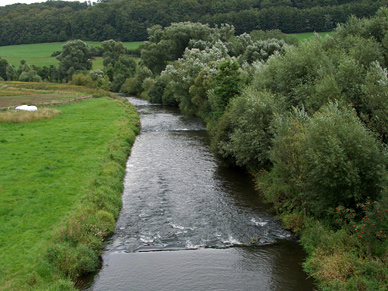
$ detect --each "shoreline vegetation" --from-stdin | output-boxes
[0,83,140,290]
[120,11,388,290]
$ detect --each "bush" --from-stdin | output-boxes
[47,242,99,280]
[71,73,93,87]
[360,61,388,143]
[161,82,179,106]
[19,70,42,82]
[212,88,283,171]
[258,108,308,214]
[120,66,152,96]
[208,59,242,121]
[147,76,167,103]
[300,217,388,289]
[90,69,104,81]
[271,103,388,218]
[303,104,386,217]
[252,36,334,113]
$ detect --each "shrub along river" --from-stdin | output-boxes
[82,97,315,290]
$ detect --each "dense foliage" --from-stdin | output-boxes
[57,39,92,82]
[124,10,388,289]
[1,0,388,45]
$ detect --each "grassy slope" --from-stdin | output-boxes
[0,92,140,290]
[0,41,143,69]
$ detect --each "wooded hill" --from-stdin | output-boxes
[0,0,387,46]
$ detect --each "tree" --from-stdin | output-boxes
[160,41,229,115]
[209,59,242,120]
[271,103,387,218]
[141,22,235,75]
[101,39,126,67]
[0,58,10,81]
[211,89,283,171]
[57,40,92,82]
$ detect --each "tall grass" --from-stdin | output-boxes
[0,108,61,123]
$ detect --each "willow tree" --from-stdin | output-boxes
[57,39,92,82]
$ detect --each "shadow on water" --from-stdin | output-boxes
[79,97,316,290]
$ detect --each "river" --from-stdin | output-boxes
[81,97,315,290]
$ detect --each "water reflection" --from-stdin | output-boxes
[88,243,314,291]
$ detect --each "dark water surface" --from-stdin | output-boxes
[83,97,314,290]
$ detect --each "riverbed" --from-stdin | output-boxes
[82,97,314,290]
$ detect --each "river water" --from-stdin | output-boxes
[82,97,314,290]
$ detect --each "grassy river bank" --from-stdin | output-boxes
[0,82,139,290]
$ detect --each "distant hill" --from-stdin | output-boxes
[0,0,387,46]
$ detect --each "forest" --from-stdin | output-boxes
[0,0,387,45]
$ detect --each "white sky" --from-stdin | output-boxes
[0,0,95,7]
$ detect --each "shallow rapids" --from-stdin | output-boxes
[82,97,314,290]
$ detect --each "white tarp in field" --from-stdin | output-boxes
[15,105,38,111]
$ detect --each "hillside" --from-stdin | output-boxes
[0,0,387,45]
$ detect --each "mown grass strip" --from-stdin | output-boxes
[0,95,140,290]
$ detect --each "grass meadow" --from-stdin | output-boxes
[0,83,140,289]
[0,41,143,69]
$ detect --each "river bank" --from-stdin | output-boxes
[0,87,140,290]
[84,96,314,290]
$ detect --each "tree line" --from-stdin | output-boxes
[0,0,388,46]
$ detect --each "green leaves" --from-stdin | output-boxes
[57,40,92,82]
[271,103,387,218]
[212,89,281,171]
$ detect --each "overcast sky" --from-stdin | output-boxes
[0,0,95,7]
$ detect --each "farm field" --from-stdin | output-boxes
[0,41,143,69]
[0,82,101,108]
[0,82,139,290]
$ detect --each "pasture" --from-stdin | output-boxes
[0,82,139,290]
[0,41,143,69]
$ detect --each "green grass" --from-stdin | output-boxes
[292,31,333,42]
[0,41,143,69]
[0,90,140,290]
[92,57,104,70]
